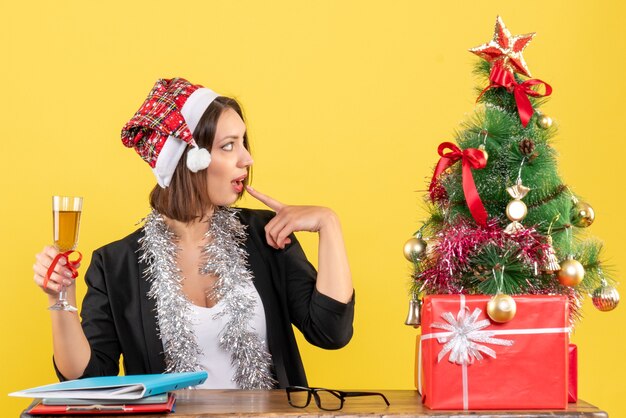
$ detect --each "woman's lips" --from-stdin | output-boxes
[232,180,244,193]
[231,175,247,193]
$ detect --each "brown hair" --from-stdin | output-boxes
[149,96,250,222]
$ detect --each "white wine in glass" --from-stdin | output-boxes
[49,195,83,311]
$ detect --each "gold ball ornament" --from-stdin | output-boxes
[572,201,595,227]
[487,294,517,323]
[592,282,620,312]
[557,258,585,287]
[506,199,528,222]
[403,237,427,261]
[537,114,553,129]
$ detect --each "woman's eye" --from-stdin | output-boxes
[221,142,234,151]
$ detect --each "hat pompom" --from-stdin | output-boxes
[187,146,211,172]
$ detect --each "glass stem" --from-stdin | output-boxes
[58,285,67,302]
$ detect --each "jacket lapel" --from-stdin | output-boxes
[137,239,166,373]
[244,227,288,386]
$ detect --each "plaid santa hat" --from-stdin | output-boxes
[121,77,219,188]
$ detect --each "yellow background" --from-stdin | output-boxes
[1,1,625,416]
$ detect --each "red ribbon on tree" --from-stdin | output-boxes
[429,142,488,227]
[478,62,552,128]
[43,251,82,289]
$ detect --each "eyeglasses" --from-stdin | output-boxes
[286,386,390,411]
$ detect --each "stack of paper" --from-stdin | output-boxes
[10,371,208,415]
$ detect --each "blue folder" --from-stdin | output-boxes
[42,393,169,405]
[10,371,208,400]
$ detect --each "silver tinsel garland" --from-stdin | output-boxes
[139,208,276,389]
[140,211,201,373]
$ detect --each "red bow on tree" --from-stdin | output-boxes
[429,142,488,227]
[479,62,552,128]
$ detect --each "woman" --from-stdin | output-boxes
[33,78,354,389]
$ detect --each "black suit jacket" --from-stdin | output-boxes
[56,208,354,387]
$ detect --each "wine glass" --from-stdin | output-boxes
[49,195,83,312]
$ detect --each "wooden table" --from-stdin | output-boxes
[21,389,608,417]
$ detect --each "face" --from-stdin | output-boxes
[206,107,253,206]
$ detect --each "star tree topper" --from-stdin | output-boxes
[469,16,535,77]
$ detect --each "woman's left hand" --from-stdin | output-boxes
[246,186,335,249]
[246,185,353,303]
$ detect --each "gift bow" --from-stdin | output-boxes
[431,307,514,365]
[479,62,552,128]
[429,142,488,227]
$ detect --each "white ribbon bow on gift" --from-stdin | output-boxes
[431,307,514,365]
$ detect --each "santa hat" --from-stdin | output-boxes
[121,78,219,188]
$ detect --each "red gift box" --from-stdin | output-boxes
[418,294,569,410]
[568,344,578,402]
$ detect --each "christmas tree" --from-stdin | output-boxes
[405,16,619,325]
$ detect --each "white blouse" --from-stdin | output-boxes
[190,286,268,389]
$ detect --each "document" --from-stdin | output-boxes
[27,393,176,415]
[10,371,208,400]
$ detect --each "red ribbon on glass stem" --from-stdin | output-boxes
[43,251,82,289]
[429,142,488,227]
[478,63,552,128]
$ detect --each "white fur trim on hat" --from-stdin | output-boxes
[153,87,219,187]
[153,135,187,188]
[187,145,211,172]
[181,88,219,133]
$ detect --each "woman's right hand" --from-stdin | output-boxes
[33,246,80,297]
[34,246,89,379]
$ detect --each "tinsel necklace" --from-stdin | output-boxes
[139,207,276,389]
